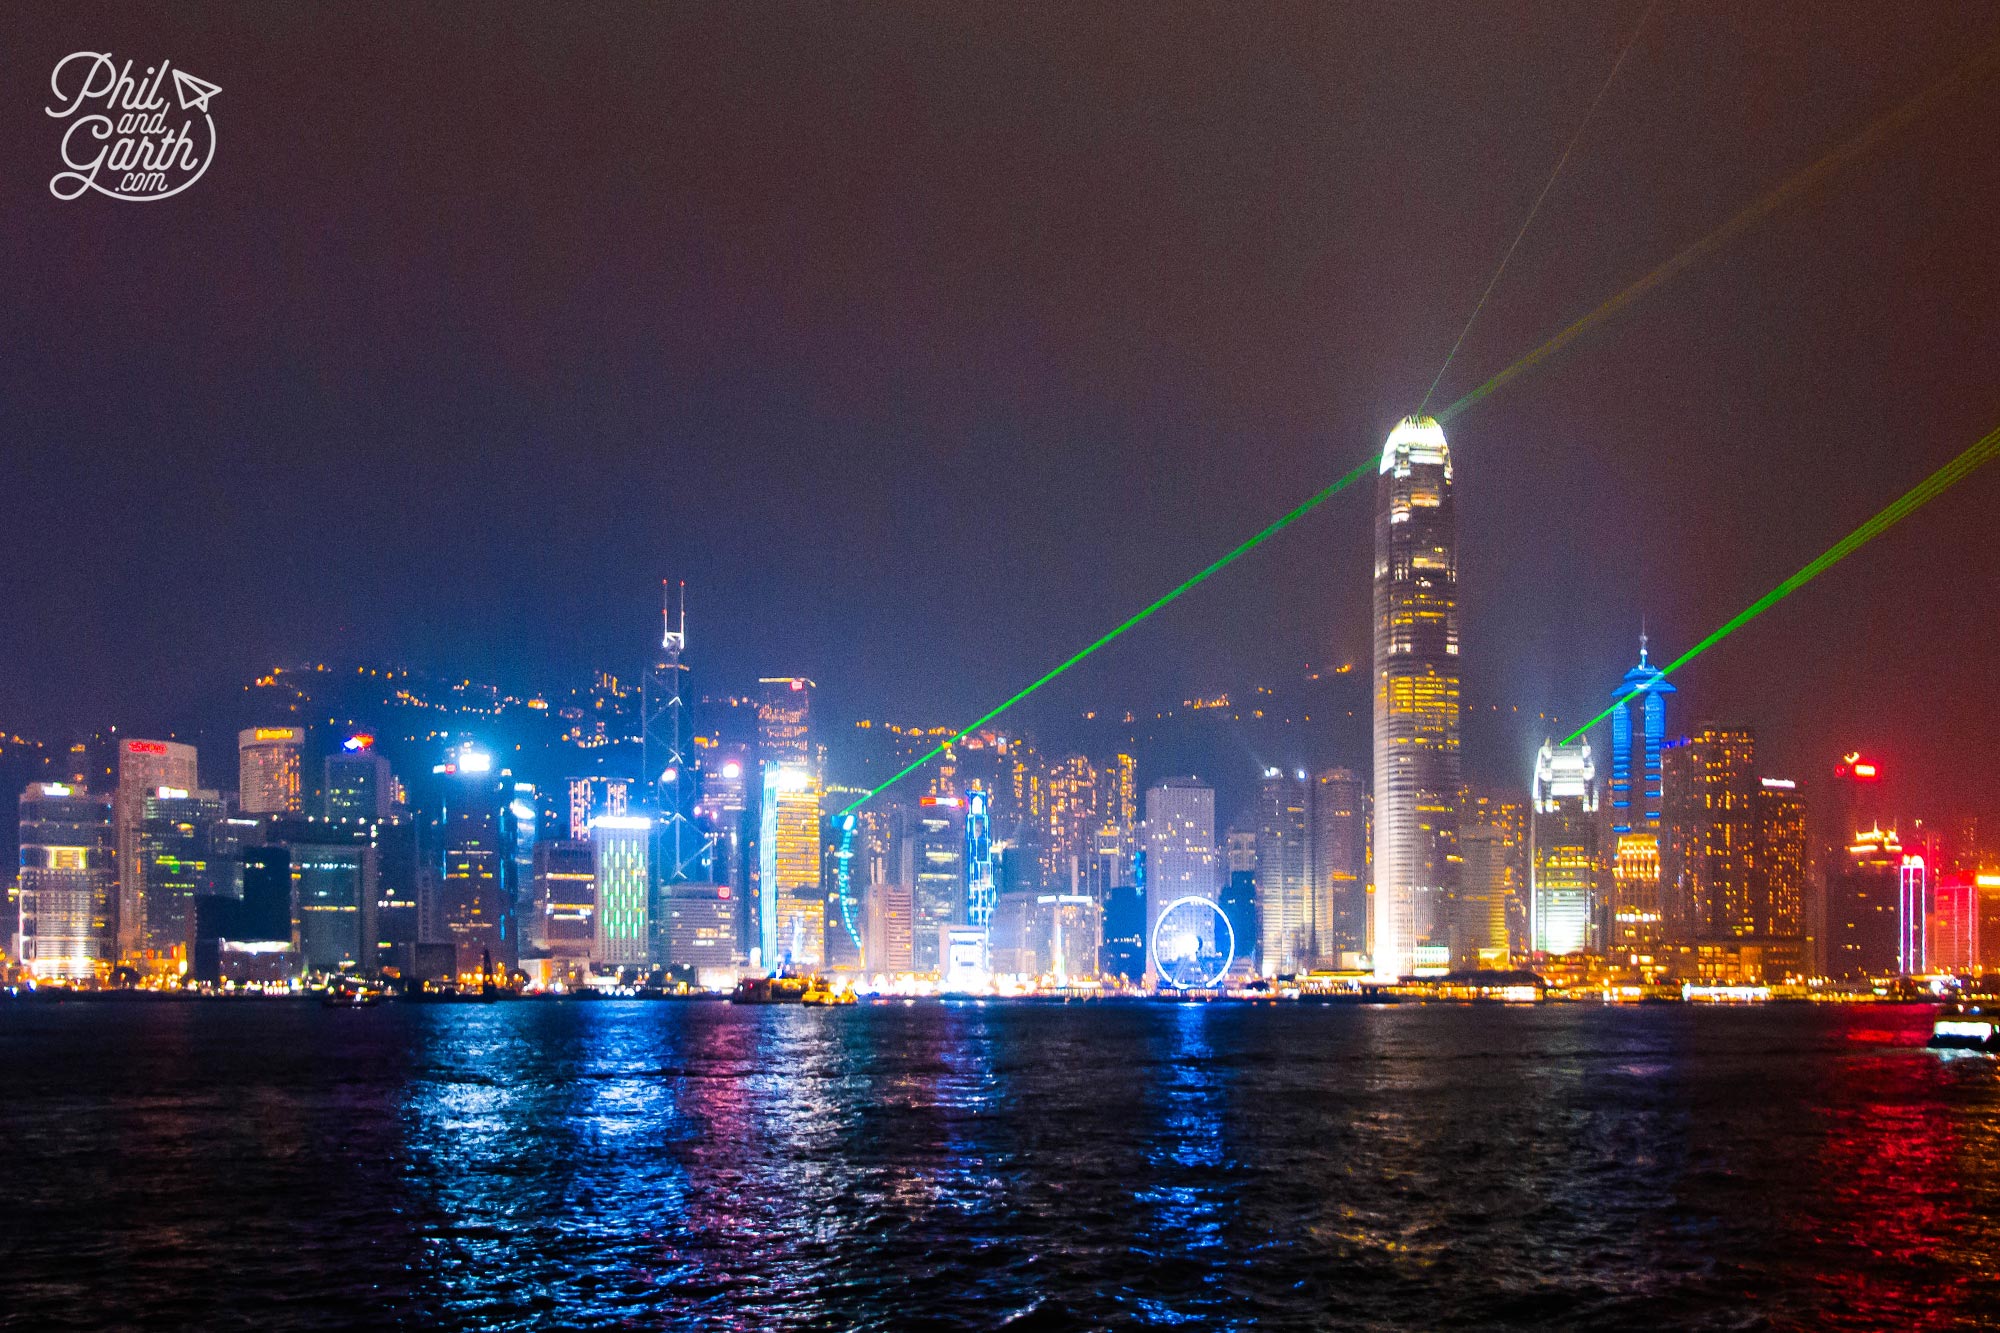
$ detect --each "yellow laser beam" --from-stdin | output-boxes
[1439,34,2000,423]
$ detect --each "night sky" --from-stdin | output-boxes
[2,3,1997,816]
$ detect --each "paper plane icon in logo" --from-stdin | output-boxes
[171,68,221,113]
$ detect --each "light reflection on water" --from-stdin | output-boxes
[6,1000,2000,1330]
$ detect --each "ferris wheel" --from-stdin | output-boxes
[1150,895,1235,989]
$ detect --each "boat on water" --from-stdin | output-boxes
[731,974,812,1004]
[1929,1002,2000,1052]
[802,982,855,1006]
[321,981,383,1008]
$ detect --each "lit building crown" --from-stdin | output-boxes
[1379,414,1452,479]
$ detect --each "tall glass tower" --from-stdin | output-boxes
[1371,415,1460,979]
[1608,633,1674,834]
[1606,633,1674,975]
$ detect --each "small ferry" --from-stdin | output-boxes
[801,981,855,1006]
[731,974,811,1004]
[321,979,384,1008]
[1928,1002,2000,1053]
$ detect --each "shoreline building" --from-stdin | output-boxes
[1826,825,1905,979]
[1813,753,1886,974]
[758,764,822,970]
[1372,415,1461,979]
[1662,725,1757,945]
[1531,740,1599,957]
[1460,787,1527,960]
[1749,777,1809,978]
[902,794,965,973]
[588,815,652,968]
[531,838,596,965]
[432,747,512,975]
[1142,776,1217,972]
[1254,769,1310,975]
[138,786,227,962]
[1310,767,1368,967]
[16,782,115,980]
[114,738,199,960]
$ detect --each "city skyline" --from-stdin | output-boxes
[1,4,1996,826]
[7,9,2000,1329]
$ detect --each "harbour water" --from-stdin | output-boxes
[5,1000,1998,1330]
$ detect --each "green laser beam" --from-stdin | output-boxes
[837,456,1376,816]
[1562,421,2000,746]
[1437,33,2000,424]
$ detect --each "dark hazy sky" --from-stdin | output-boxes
[2,2,1997,815]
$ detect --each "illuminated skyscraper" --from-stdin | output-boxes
[902,795,965,972]
[1898,854,1929,976]
[1531,740,1598,957]
[756,677,815,770]
[1311,766,1368,965]
[1812,752,1885,973]
[115,738,199,958]
[1608,634,1675,832]
[1223,830,1259,975]
[589,815,653,967]
[1662,725,1757,945]
[238,727,304,816]
[1255,768,1310,974]
[324,737,393,821]
[1142,777,1217,969]
[532,838,596,962]
[1604,636,1674,971]
[1750,778,1807,946]
[695,748,750,904]
[138,786,226,960]
[566,775,630,841]
[16,782,115,980]
[643,582,701,883]
[1931,873,1981,973]
[1084,820,1130,902]
[864,880,915,974]
[503,782,539,943]
[965,788,995,964]
[1457,824,1513,966]
[432,747,512,974]
[1460,787,1527,957]
[1043,754,1099,892]
[1371,415,1460,978]
[1826,825,1904,979]
[289,835,378,974]
[1100,881,1146,979]
[758,765,822,969]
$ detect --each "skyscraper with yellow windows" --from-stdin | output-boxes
[1371,415,1461,979]
[758,765,823,969]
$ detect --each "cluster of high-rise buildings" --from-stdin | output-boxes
[5,416,1991,993]
[1364,414,1995,989]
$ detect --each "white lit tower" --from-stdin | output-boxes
[1371,415,1461,980]
[642,580,702,883]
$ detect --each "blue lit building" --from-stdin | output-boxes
[1608,633,1676,834]
[1100,882,1146,980]
[1605,633,1674,975]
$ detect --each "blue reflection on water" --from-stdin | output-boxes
[106,999,1971,1331]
